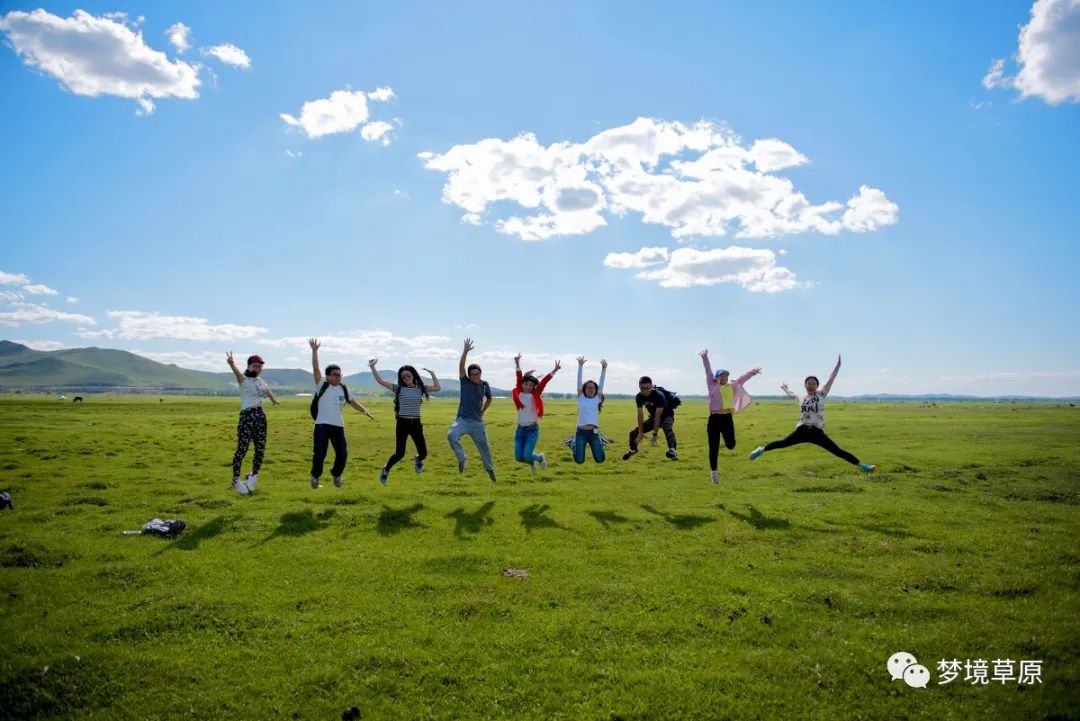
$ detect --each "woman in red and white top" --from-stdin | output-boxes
[512,353,561,474]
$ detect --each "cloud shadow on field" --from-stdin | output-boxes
[640,504,716,531]
[162,514,231,552]
[588,510,632,530]
[377,503,425,536]
[262,509,336,543]
[722,504,790,531]
[519,504,567,533]
[445,501,495,538]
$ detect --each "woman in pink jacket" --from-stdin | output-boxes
[700,349,760,485]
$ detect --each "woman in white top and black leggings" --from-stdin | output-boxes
[749,355,876,472]
[370,359,440,485]
[226,352,279,495]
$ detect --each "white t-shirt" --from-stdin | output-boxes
[517,394,538,425]
[314,380,348,427]
[577,395,602,428]
[798,393,826,429]
[240,377,270,411]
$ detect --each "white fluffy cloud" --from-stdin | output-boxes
[0,271,30,285]
[257,331,455,360]
[66,296,79,304]
[21,283,58,296]
[133,349,224,371]
[0,302,95,327]
[0,9,201,115]
[77,311,266,341]
[281,86,397,140]
[201,43,251,69]
[166,22,191,53]
[606,246,806,293]
[984,0,1080,105]
[420,117,897,241]
[12,339,65,351]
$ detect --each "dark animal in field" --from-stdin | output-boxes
[73,396,84,403]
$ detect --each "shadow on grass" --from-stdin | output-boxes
[377,503,425,536]
[588,509,632,530]
[262,509,336,544]
[640,504,716,530]
[519,504,567,533]
[722,504,790,531]
[445,501,495,538]
[161,515,231,552]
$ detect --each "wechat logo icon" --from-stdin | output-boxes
[888,651,930,689]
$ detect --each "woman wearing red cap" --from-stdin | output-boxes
[226,352,279,495]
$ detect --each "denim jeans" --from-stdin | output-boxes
[447,417,494,472]
[573,427,605,464]
[514,423,541,463]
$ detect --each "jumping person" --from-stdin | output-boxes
[369,358,440,485]
[511,354,560,474]
[749,355,876,472]
[573,356,607,464]
[700,349,761,485]
[624,376,679,461]
[308,338,373,489]
[226,352,279,495]
[447,338,496,481]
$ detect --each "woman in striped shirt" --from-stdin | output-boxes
[369,359,441,485]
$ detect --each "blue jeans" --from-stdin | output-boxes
[447,417,494,472]
[574,427,605,464]
[514,424,542,463]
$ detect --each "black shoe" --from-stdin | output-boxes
[666,449,679,461]
[622,449,638,461]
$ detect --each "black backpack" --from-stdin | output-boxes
[310,382,350,420]
[655,386,682,411]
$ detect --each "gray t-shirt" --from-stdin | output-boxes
[456,375,491,421]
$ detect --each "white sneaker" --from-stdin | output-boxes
[538,453,547,471]
[710,470,720,485]
[245,472,258,492]
[231,476,249,495]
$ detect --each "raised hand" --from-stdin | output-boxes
[368,358,377,368]
[752,367,762,375]
[552,360,562,373]
[600,358,608,369]
[514,353,522,366]
[308,338,320,351]
[780,382,791,393]
[836,354,842,367]
[699,349,708,359]
[421,367,434,374]
[576,355,586,365]
[226,351,235,366]
[463,338,475,353]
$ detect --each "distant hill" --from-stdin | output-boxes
[0,341,511,395]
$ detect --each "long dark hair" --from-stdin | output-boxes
[582,380,605,413]
[395,365,429,414]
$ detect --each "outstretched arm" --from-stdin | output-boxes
[576,356,585,396]
[598,359,607,393]
[821,355,841,397]
[780,383,800,402]
[537,360,560,393]
[735,367,762,386]
[459,338,474,379]
[700,349,714,386]
[514,353,523,390]
[309,338,322,385]
[226,352,245,385]
[348,398,374,419]
[422,368,441,393]
[367,359,396,391]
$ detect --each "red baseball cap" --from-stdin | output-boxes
[247,355,265,365]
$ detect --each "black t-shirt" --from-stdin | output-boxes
[635,389,671,418]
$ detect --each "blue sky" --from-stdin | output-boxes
[1,1,1078,395]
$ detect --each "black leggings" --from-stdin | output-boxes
[233,407,267,476]
[385,417,427,470]
[763,424,860,465]
[707,413,735,471]
[628,415,676,451]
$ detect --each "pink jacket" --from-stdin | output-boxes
[703,356,758,413]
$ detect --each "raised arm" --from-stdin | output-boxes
[537,360,560,393]
[367,359,396,391]
[459,338,474,379]
[821,355,841,397]
[700,349,714,386]
[422,368,441,393]
[576,356,585,396]
[779,382,801,402]
[226,352,245,385]
[735,367,762,386]
[309,338,322,385]
[598,359,607,393]
[514,353,523,390]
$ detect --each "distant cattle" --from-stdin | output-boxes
[73,396,84,403]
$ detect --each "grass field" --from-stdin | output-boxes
[1,396,1078,720]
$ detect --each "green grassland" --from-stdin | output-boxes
[1,396,1078,720]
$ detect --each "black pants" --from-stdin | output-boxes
[763,424,859,465]
[385,417,427,470]
[629,414,676,451]
[707,413,735,471]
[312,424,347,479]
[233,407,267,476]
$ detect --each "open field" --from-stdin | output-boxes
[1,396,1078,720]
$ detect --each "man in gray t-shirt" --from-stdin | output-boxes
[447,338,496,481]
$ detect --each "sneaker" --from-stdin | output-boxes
[859,463,877,473]
[538,453,547,471]
[622,449,638,461]
[749,446,765,461]
[666,448,679,461]
[245,472,258,493]
[310,475,320,489]
[486,468,497,483]
[231,476,249,495]
[414,455,424,474]
[710,470,720,485]
[332,475,343,488]
[530,461,537,476]
[379,467,389,486]
[458,457,466,473]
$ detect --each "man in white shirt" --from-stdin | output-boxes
[309,338,373,488]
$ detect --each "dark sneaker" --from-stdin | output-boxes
[310,475,320,489]
[622,449,638,461]
[414,455,424,474]
[666,448,679,461]
[458,457,466,473]
[379,467,389,486]
[332,475,343,488]
[486,468,497,483]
